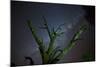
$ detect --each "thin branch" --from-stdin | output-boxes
[42,16,52,40]
[55,23,65,32]
[47,27,65,55]
[27,20,44,54]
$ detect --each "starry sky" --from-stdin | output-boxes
[11,1,95,66]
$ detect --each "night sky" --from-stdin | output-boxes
[11,1,95,66]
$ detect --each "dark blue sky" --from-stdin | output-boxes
[11,1,95,66]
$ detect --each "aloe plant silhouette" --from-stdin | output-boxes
[27,16,87,64]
